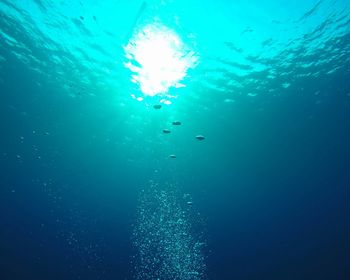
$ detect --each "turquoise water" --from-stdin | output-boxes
[1,0,350,279]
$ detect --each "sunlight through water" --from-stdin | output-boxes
[124,23,198,98]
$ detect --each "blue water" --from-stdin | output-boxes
[1,0,350,279]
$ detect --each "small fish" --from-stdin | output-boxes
[195,135,205,141]
[187,201,193,206]
[172,121,181,126]
[153,104,162,109]
[80,16,84,20]
[93,16,97,21]
[169,155,176,159]
[163,129,171,134]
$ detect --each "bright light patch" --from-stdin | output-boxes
[124,23,198,97]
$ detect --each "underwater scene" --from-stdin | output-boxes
[1,0,350,279]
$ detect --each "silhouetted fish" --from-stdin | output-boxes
[153,104,162,109]
[195,135,205,141]
[163,129,171,134]
[172,121,181,125]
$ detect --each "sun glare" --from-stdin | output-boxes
[124,23,198,98]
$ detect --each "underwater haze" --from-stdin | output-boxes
[1,0,350,279]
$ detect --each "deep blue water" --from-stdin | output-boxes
[1,0,350,279]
